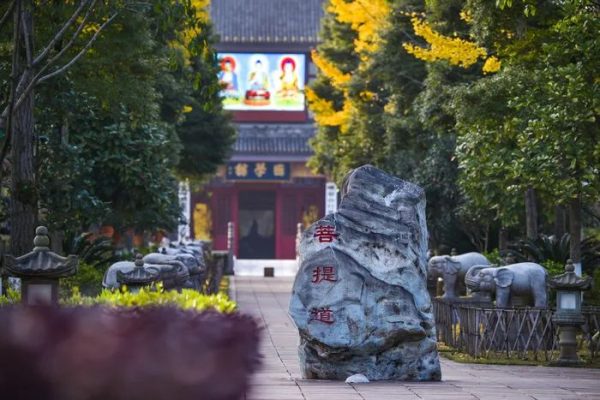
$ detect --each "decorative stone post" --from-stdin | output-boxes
[549,259,592,366]
[4,226,78,306]
[295,223,303,259]
[227,221,235,253]
[116,254,159,293]
[225,221,235,275]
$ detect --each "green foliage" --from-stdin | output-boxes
[453,1,600,233]
[2,1,233,239]
[307,1,359,182]
[541,259,566,277]
[439,343,600,367]
[0,287,20,306]
[507,235,571,265]
[507,234,600,275]
[309,0,478,252]
[61,262,106,298]
[64,233,118,269]
[585,269,600,306]
[482,248,503,265]
[64,284,237,314]
[171,22,236,178]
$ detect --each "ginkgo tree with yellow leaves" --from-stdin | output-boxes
[307,0,476,250]
[309,0,600,263]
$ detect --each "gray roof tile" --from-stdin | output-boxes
[233,123,315,155]
[210,0,325,44]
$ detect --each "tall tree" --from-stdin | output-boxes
[1,0,234,251]
[0,0,119,255]
[455,0,600,270]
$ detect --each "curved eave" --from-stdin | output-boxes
[4,252,78,278]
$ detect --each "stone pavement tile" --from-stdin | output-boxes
[303,394,364,400]
[418,396,479,400]
[360,395,419,400]
[354,386,414,394]
[468,393,536,399]
[295,380,347,387]
[237,277,600,400]
[247,392,303,400]
[300,387,357,395]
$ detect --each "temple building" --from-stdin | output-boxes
[190,0,333,274]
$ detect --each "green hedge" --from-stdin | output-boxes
[2,284,236,313]
[63,284,237,313]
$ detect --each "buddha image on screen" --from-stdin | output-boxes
[277,57,299,99]
[218,56,239,99]
[244,55,271,105]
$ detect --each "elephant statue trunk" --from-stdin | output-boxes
[464,265,488,292]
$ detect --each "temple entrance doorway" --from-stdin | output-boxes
[238,190,276,259]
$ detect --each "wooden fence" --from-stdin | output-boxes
[433,298,600,361]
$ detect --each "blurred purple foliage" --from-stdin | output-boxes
[0,306,262,400]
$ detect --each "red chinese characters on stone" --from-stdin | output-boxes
[309,307,334,324]
[311,266,337,283]
[313,225,338,243]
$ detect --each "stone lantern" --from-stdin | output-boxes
[116,254,159,293]
[549,259,592,365]
[3,226,78,306]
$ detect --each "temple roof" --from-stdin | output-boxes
[231,123,315,160]
[210,0,324,44]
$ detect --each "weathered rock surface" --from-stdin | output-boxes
[289,165,441,381]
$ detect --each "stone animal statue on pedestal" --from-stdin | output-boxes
[144,253,205,291]
[427,252,490,299]
[464,262,548,308]
[103,259,190,291]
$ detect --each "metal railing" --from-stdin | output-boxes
[433,298,600,361]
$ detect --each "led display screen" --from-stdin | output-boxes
[218,53,305,111]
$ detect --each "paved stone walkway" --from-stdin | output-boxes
[233,276,600,400]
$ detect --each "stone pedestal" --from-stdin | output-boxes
[288,165,441,381]
[551,312,586,366]
[555,326,582,365]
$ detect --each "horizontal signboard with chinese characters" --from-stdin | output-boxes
[226,162,291,181]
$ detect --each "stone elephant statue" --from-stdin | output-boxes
[144,253,205,291]
[103,261,136,289]
[103,259,190,291]
[161,245,205,267]
[464,262,548,308]
[427,252,490,299]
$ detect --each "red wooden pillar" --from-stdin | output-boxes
[275,185,283,259]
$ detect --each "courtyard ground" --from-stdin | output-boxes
[232,276,600,400]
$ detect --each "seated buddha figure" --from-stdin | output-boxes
[277,57,299,99]
[244,58,271,105]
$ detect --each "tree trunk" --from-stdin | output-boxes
[498,227,508,251]
[554,205,567,239]
[483,223,490,253]
[525,187,538,240]
[49,231,64,254]
[568,196,582,276]
[9,1,37,256]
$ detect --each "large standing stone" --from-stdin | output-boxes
[289,165,441,381]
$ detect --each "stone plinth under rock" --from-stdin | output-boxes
[289,165,441,381]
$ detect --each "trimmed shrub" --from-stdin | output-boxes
[0,306,261,400]
[62,285,237,313]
